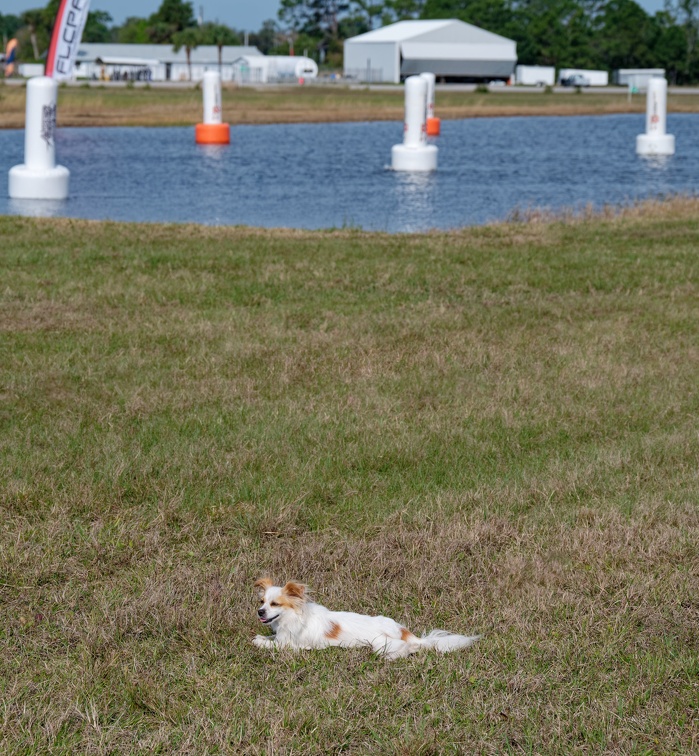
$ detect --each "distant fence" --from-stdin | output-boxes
[344,67,385,84]
[233,67,264,85]
[233,67,319,85]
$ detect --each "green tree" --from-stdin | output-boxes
[592,0,655,70]
[509,0,595,68]
[383,0,427,22]
[665,0,699,79]
[172,26,201,80]
[350,0,384,29]
[200,23,241,71]
[19,9,45,59]
[117,16,150,43]
[0,13,23,41]
[16,1,114,53]
[279,0,349,39]
[144,0,196,43]
[83,10,114,43]
[652,10,687,82]
[250,19,279,54]
[148,21,180,43]
[338,14,371,37]
[150,0,196,30]
[290,30,325,57]
[423,0,516,37]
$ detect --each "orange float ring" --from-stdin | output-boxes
[426,117,441,137]
[195,122,231,145]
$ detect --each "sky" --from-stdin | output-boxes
[1,1,282,32]
[1,0,669,34]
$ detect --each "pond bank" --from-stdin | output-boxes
[3,82,699,129]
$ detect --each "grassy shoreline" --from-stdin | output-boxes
[1,199,698,753]
[3,82,699,128]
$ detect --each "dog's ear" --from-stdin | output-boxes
[254,577,272,594]
[282,581,306,600]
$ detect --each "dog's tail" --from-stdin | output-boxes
[419,629,480,653]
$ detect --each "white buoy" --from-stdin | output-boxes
[420,72,441,136]
[8,76,70,200]
[195,70,230,144]
[636,77,674,156]
[391,75,438,172]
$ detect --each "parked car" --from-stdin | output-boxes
[561,74,590,87]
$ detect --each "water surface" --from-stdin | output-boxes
[1,114,697,231]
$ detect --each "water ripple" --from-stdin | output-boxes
[1,114,697,232]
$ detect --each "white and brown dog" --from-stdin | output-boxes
[253,578,479,660]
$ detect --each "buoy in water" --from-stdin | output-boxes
[636,77,674,156]
[421,72,441,136]
[195,70,230,145]
[8,76,70,200]
[391,75,438,172]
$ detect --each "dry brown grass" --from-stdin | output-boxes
[2,494,697,752]
[1,199,698,753]
[2,81,699,128]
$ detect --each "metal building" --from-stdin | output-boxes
[73,43,262,82]
[343,19,517,84]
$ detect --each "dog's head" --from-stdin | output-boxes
[254,578,307,627]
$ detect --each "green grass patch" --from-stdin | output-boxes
[1,201,698,753]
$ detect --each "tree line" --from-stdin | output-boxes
[2,0,699,83]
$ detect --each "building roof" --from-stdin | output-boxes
[76,43,263,65]
[94,56,161,67]
[346,19,515,47]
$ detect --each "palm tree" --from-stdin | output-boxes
[201,23,239,72]
[20,9,44,60]
[172,26,201,81]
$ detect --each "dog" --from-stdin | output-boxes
[253,578,480,660]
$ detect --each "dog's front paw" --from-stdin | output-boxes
[253,635,275,649]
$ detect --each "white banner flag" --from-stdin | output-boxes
[45,0,91,81]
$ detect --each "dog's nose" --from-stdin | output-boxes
[258,608,265,617]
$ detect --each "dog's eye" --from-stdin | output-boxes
[270,601,279,607]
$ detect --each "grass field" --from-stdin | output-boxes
[1,199,698,753]
[2,81,699,128]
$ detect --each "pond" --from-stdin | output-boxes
[1,114,698,232]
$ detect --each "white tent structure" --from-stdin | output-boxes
[232,55,318,84]
[344,19,517,84]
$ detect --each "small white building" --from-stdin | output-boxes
[74,43,263,82]
[514,65,555,86]
[18,63,46,78]
[232,55,318,84]
[344,19,517,84]
[614,68,665,90]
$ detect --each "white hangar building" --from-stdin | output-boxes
[344,19,517,84]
